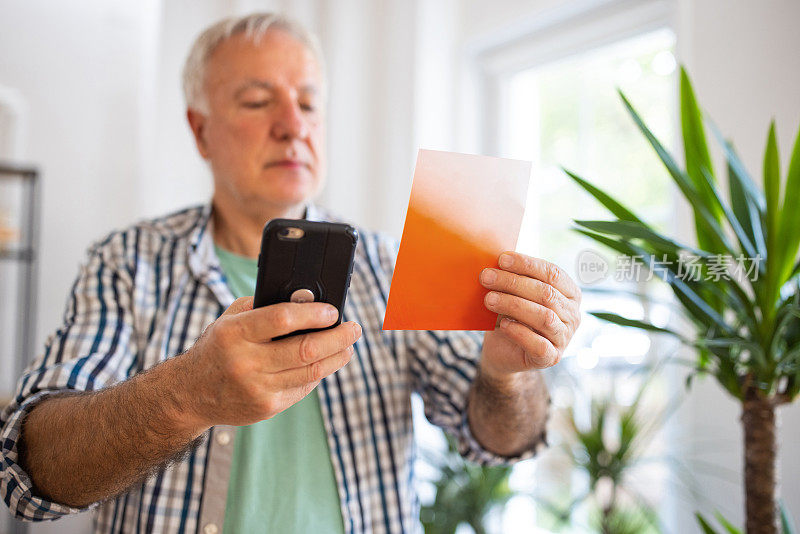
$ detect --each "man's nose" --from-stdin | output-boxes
[271,101,308,141]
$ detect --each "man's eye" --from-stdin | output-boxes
[300,102,317,112]
[242,101,269,108]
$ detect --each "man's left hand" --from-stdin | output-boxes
[479,251,581,378]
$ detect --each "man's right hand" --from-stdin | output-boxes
[178,297,361,431]
[18,296,360,508]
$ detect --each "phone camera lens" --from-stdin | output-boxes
[279,227,305,239]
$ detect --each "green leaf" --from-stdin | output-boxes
[575,225,748,335]
[618,90,735,256]
[777,123,800,285]
[777,344,800,376]
[728,158,764,258]
[697,347,712,370]
[686,370,698,389]
[574,219,711,257]
[578,220,754,329]
[781,501,797,534]
[564,168,643,223]
[763,122,783,324]
[622,241,735,335]
[714,511,743,534]
[586,212,758,329]
[681,68,724,251]
[681,68,715,183]
[693,337,756,350]
[574,228,703,328]
[710,124,769,274]
[765,121,781,265]
[574,228,639,258]
[608,215,762,328]
[698,166,759,263]
[787,365,800,400]
[577,223,749,329]
[714,355,744,399]
[696,512,721,534]
[589,311,687,339]
[709,120,766,211]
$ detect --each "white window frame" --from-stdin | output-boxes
[457,0,677,158]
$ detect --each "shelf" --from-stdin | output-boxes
[0,162,37,177]
[0,248,34,262]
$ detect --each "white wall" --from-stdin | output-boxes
[0,0,148,355]
[0,1,155,531]
[136,0,225,220]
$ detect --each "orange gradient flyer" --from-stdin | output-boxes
[383,149,531,331]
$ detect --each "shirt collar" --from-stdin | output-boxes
[304,202,325,223]
[186,201,321,307]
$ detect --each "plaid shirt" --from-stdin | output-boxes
[1,204,541,533]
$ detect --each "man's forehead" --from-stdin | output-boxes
[205,30,322,87]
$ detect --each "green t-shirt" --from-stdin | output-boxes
[214,245,345,534]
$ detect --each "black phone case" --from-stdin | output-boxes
[253,218,358,339]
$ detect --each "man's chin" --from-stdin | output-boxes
[261,173,317,201]
[251,188,314,214]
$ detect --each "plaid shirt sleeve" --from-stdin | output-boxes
[373,234,545,466]
[1,231,137,521]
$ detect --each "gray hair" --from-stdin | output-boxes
[182,13,325,113]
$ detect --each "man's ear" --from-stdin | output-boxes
[187,108,210,159]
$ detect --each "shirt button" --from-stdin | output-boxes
[203,523,218,534]
[216,431,231,446]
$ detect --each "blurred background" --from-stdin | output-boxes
[1,0,799,532]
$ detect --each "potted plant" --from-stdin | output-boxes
[536,375,667,534]
[420,435,514,534]
[565,67,800,534]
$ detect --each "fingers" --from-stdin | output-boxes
[272,346,355,389]
[494,252,581,302]
[480,267,578,327]
[483,291,568,348]
[222,296,254,316]
[233,301,341,342]
[497,318,561,368]
[265,321,362,371]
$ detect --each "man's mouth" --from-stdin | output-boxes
[265,160,307,169]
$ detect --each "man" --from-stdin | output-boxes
[0,12,580,534]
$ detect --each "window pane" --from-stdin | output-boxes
[503,28,677,368]
[506,28,676,269]
[497,28,678,533]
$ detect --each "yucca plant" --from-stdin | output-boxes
[565,67,800,534]
[420,435,514,534]
[695,502,796,534]
[537,378,664,534]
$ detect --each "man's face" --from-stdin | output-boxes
[192,29,325,213]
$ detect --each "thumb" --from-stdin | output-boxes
[222,296,254,316]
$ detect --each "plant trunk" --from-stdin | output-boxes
[741,390,779,534]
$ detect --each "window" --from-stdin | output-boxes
[505,28,677,370]
[497,28,678,532]
[416,20,680,533]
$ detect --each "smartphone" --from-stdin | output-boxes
[254,218,358,339]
